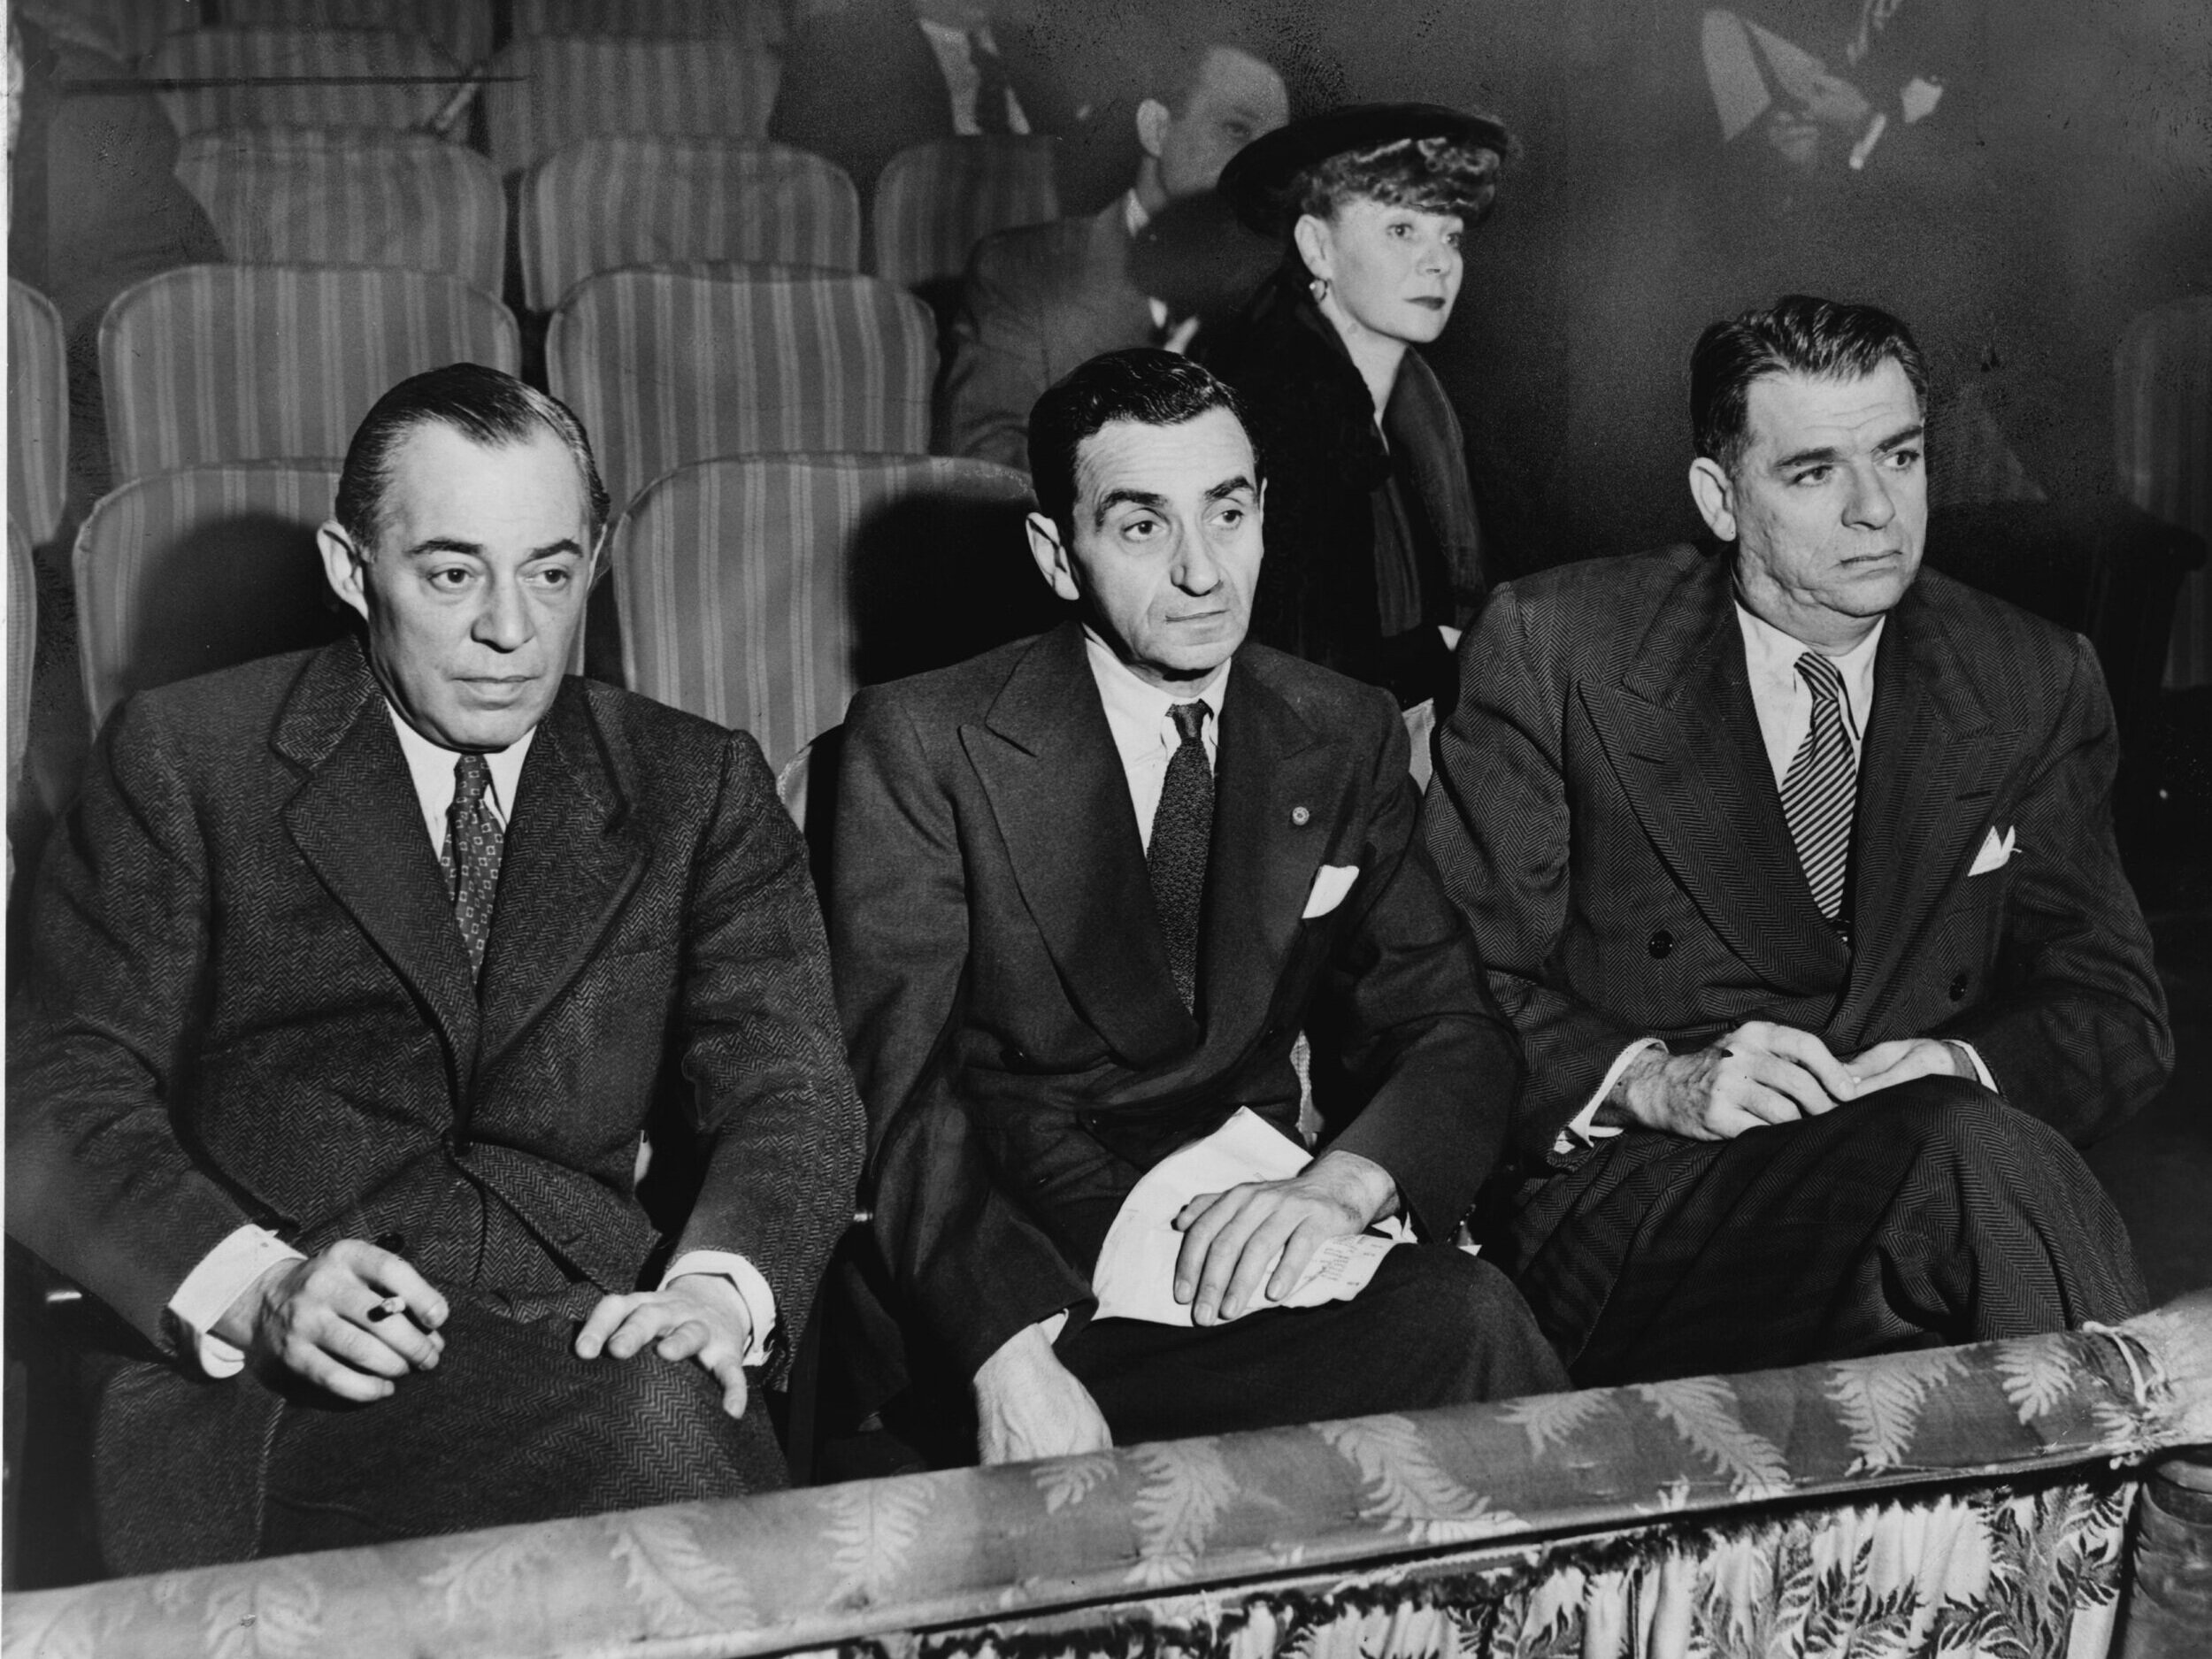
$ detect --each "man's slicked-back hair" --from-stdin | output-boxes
[1028,348,1256,535]
[334,362,612,549]
[1690,295,1928,474]
[1139,4,1272,116]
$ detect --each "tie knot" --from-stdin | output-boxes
[1796,650,1846,705]
[1169,700,1210,746]
[453,751,493,810]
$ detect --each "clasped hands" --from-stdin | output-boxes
[972,1150,1394,1464]
[215,1239,754,1416]
[1607,1020,1973,1141]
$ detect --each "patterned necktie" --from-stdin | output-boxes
[1147,700,1214,1012]
[441,752,504,979]
[1778,650,1855,924]
[968,29,1015,134]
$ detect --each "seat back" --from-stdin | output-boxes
[511,0,783,48]
[872,136,1061,294]
[482,35,780,178]
[613,455,1034,769]
[175,127,507,296]
[100,265,518,485]
[549,270,936,514]
[8,281,70,548]
[2116,296,2212,685]
[9,519,35,799]
[213,0,494,65]
[520,137,860,312]
[74,463,350,733]
[146,27,467,135]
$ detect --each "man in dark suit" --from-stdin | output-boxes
[1421,296,2169,1386]
[936,28,1288,468]
[833,349,1563,1464]
[7,365,864,1571]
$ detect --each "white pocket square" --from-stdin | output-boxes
[1969,825,2016,876]
[1302,864,1360,919]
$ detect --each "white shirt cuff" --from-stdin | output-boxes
[167,1225,304,1378]
[1551,1038,1665,1157]
[664,1250,777,1367]
[1950,1040,1999,1094]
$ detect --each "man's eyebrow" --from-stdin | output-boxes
[1772,421,1928,472]
[396,537,585,559]
[1092,488,1168,526]
[1874,422,1926,454]
[1204,475,1258,502]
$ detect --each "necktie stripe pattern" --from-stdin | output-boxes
[1778,649,1855,922]
[1147,701,1213,1012]
[442,753,504,979]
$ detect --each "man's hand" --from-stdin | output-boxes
[1847,1038,1973,1094]
[972,1322,1113,1464]
[574,1274,754,1417]
[1609,1021,1859,1141]
[1171,1149,1394,1325]
[212,1239,448,1403]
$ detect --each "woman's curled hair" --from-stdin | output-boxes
[1292,134,1504,228]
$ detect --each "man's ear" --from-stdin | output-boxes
[1134,96,1171,159]
[1291,213,1332,285]
[317,521,373,623]
[1025,511,1083,604]
[1687,457,1738,542]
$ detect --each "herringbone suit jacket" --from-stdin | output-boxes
[1421,544,2170,1222]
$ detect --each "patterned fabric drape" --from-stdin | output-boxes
[481,36,781,178]
[147,27,466,136]
[872,134,1063,292]
[7,280,70,548]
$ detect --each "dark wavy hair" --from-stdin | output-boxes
[1691,295,1928,474]
[1292,134,1505,229]
[1028,349,1257,536]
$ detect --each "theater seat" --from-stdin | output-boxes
[175,127,507,297]
[872,135,1061,321]
[8,520,35,815]
[511,0,783,48]
[99,265,518,487]
[212,0,495,65]
[7,281,68,551]
[482,35,781,179]
[145,27,467,135]
[73,463,349,734]
[520,137,861,314]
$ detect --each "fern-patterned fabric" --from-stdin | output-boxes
[511,0,784,49]
[2116,297,2212,687]
[175,127,507,296]
[72,462,349,734]
[547,269,936,514]
[613,455,1032,770]
[519,137,862,313]
[211,0,495,65]
[481,35,781,178]
[12,1303,2211,1656]
[99,265,518,485]
[7,280,70,548]
[872,135,1061,293]
[145,27,467,135]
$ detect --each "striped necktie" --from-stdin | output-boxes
[440,752,504,980]
[1778,650,1855,925]
[1147,700,1214,1011]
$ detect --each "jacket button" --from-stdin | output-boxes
[1647,930,1673,959]
[375,1232,407,1256]
[1948,972,1970,1002]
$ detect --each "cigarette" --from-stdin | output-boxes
[366,1295,407,1323]
[1848,111,1888,171]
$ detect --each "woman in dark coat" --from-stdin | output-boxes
[1203,104,1512,710]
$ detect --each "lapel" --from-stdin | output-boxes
[277,637,481,1099]
[1581,550,1851,990]
[1080,201,1157,341]
[473,680,649,1089]
[964,624,1197,1068]
[1838,577,2007,1023]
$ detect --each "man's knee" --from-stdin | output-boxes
[1854,1074,2072,1165]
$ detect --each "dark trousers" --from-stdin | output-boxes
[1057,1244,1567,1445]
[1508,1076,2147,1387]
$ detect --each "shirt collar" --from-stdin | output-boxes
[1082,626,1230,757]
[1732,600,1886,723]
[387,703,534,828]
[1123,188,1153,238]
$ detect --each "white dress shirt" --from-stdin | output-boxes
[916,17,1031,136]
[166,707,777,1375]
[1086,627,1228,848]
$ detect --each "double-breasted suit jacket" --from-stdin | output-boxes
[8,636,864,1563]
[832,622,1525,1387]
[1422,544,2171,1234]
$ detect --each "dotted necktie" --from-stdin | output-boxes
[441,752,504,979]
[1147,701,1214,1012]
[1778,650,1855,925]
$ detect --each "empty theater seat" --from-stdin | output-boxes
[213,0,495,65]
[872,135,1061,306]
[548,268,936,515]
[7,281,70,550]
[146,27,467,135]
[99,264,518,485]
[511,0,783,48]
[520,137,861,313]
[175,127,507,296]
[482,35,781,178]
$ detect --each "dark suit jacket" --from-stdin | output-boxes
[8,638,864,1548]
[937,200,1156,468]
[1420,545,2171,1202]
[832,622,1524,1383]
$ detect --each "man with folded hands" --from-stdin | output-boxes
[831,348,1564,1463]
[1420,295,2170,1386]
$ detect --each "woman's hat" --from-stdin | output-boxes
[1217,102,1517,237]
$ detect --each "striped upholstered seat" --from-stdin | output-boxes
[176,127,507,296]
[520,137,861,312]
[872,136,1061,296]
[213,0,494,64]
[146,27,467,135]
[511,0,783,48]
[99,265,518,485]
[8,518,35,803]
[73,463,350,734]
[18,0,196,60]
[2116,297,2212,687]
[548,269,936,515]
[8,281,70,549]
[482,35,780,178]
[612,454,1034,768]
